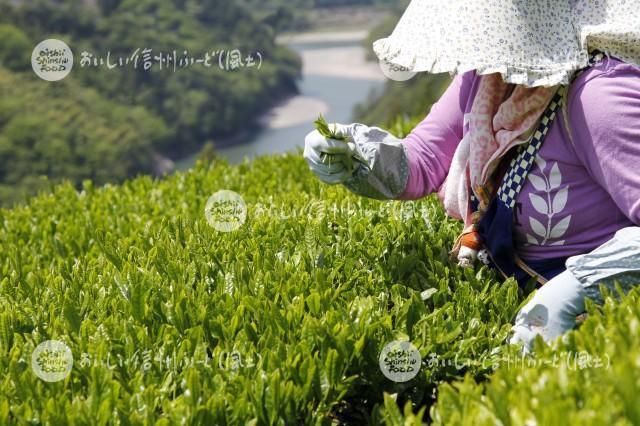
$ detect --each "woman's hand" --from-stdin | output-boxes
[303,123,360,185]
[304,121,410,200]
[509,269,587,354]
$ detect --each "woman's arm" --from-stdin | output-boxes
[397,71,474,200]
[312,71,475,201]
[568,59,640,225]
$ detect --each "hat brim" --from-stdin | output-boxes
[373,0,640,87]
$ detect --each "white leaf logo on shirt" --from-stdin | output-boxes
[535,155,547,170]
[529,193,549,215]
[529,217,548,238]
[549,215,572,238]
[528,174,547,192]
[552,187,568,213]
[526,234,540,245]
[549,163,562,189]
[524,154,572,246]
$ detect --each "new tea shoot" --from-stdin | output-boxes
[314,114,370,171]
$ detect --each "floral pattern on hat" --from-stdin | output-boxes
[373,0,640,87]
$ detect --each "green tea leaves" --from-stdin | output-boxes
[314,114,348,142]
[313,114,370,171]
[0,152,637,424]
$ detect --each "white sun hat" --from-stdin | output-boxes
[373,0,640,87]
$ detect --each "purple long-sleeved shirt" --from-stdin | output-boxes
[399,57,640,261]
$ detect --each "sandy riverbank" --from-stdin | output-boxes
[276,30,371,45]
[260,31,386,129]
[175,29,389,168]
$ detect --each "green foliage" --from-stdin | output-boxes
[354,72,452,130]
[239,0,402,32]
[0,0,302,203]
[0,152,524,423]
[1,149,639,424]
[0,68,168,207]
[70,0,301,154]
[314,114,369,170]
[240,0,399,10]
[1,1,638,422]
[313,0,401,8]
[430,285,640,425]
[315,114,348,141]
[197,141,218,164]
[0,24,31,71]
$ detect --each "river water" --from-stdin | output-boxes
[176,31,386,167]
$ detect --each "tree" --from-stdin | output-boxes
[0,25,31,72]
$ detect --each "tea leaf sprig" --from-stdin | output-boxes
[314,114,370,171]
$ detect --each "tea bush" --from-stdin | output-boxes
[425,285,640,426]
[0,152,637,424]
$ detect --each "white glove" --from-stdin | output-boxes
[509,269,588,354]
[303,123,363,185]
[304,122,410,200]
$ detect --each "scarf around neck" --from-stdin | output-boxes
[438,73,558,232]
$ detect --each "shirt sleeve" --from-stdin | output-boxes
[567,59,640,225]
[397,71,474,200]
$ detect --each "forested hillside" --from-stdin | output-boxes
[0,0,301,206]
[0,67,168,205]
[352,3,451,128]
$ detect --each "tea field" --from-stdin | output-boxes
[1,152,639,424]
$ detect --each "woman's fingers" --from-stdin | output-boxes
[509,269,587,353]
[304,143,348,170]
[304,129,355,185]
[308,160,350,184]
[305,129,350,155]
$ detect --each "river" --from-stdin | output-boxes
[175,30,387,168]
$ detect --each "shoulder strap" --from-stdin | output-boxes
[496,89,563,209]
